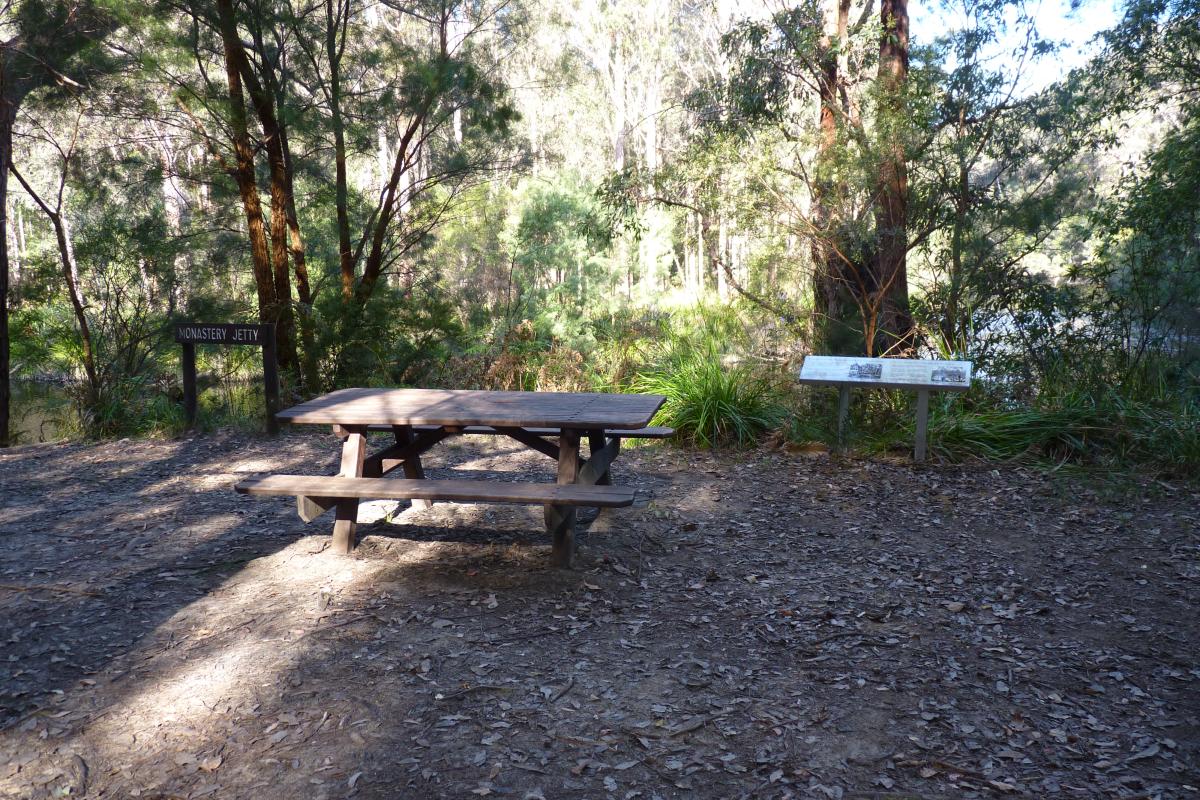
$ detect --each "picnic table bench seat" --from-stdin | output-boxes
[235,474,636,508]
[363,424,674,439]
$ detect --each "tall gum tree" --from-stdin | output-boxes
[873,0,913,351]
[0,0,120,446]
[673,0,930,355]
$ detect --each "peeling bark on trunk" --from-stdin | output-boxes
[234,34,301,377]
[216,0,279,333]
[811,0,861,354]
[875,0,914,353]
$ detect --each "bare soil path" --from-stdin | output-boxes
[1,432,1197,799]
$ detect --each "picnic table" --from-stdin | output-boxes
[235,388,670,566]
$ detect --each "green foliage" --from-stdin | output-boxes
[512,176,616,333]
[931,394,1200,475]
[5,0,1198,488]
[316,277,463,390]
[631,332,785,449]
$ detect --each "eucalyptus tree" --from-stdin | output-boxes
[692,0,931,355]
[0,0,122,446]
[156,0,522,389]
[909,0,1098,363]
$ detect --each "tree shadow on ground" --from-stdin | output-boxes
[1,431,648,798]
[0,432,338,727]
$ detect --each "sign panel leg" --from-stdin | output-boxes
[331,429,367,554]
[914,389,930,463]
[545,430,580,567]
[181,343,197,430]
[836,386,850,453]
[261,326,280,436]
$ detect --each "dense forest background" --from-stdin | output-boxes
[0,0,1196,470]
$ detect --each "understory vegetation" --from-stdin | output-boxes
[2,0,1197,477]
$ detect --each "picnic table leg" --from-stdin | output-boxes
[393,425,433,510]
[331,427,367,554]
[546,429,580,568]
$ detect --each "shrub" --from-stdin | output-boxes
[631,337,785,447]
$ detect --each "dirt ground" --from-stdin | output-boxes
[0,430,1197,799]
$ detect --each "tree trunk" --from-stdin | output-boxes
[716,213,728,300]
[0,99,15,447]
[235,32,301,378]
[280,124,319,392]
[811,0,861,354]
[9,165,100,406]
[216,0,279,332]
[875,0,913,353]
[326,0,355,301]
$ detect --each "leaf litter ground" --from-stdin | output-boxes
[0,431,1196,799]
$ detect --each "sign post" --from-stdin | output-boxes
[798,356,972,462]
[174,323,280,435]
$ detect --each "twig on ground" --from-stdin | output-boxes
[0,582,103,597]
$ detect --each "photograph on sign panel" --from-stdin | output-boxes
[931,367,966,384]
[848,363,882,380]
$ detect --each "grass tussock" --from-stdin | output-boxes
[631,336,786,448]
[931,396,1200,475]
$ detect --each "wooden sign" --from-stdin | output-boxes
[175,322,280,434]
[798,355,974,462]
[175,323,269,346]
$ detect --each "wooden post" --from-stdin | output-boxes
[546,429,580,567]
[331,427,367,554]
[181,342,197,430]
[914,388,930,463]
[836,386,850,453]
[261,324,280,436]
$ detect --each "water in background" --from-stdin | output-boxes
[11,381,73,443]
[9,378,269,443]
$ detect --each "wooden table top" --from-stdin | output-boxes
[276,388,666,430]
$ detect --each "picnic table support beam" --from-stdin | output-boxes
[914,388,930,464]
[836,386,850,454]
[373,428,453,474]
[393,425,432,510]
[546,429,580,568]
[494,427,559,460]
[580,431,618,486]
[299,428,451,522]
[331,426,367,553]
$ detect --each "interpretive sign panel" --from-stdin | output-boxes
[798,356,972,391]
[175,322,279,434]
[798,355,974,462]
